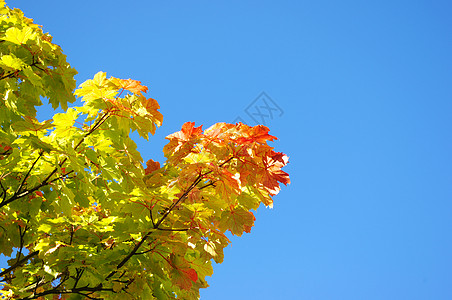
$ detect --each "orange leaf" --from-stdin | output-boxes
[141,97,163,126]
[182,268,198,282]
[260,152,290,195]
[166,122,203,142]
[145,159,160,175]
[111,77,148,94]
[235,124,277,144]
[142,97,160,113]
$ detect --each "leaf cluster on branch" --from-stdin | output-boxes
[0,1,290,299]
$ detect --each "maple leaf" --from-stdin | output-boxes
[219,207,256,236]
[204,122,235,141]
[270,151,288,164]
[167,122,203,142]
[169,254,198,290]
[206,166,241,204]
[3,27,36,46]
[260,152,290,195]
[74,71,118,103]
[141,97,163,125]
[145,159,160,175]
[111,77,149,94]
[235,123,277,144]
[163,122,204,161]
[13,116,53,133]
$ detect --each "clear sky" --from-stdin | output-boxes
[4,1,452,299]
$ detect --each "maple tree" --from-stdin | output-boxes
[0,2,290,299]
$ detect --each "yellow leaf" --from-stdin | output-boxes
[0,54,25,69]
[4,27,35,44]
[53,108,78,128]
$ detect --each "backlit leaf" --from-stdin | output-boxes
[4,27,35,45]
[111,77,148,94]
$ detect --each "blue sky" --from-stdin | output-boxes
[4,1,452,299]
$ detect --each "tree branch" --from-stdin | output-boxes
[199,181,216,190]
[0,251,39,278]
[153,173,204,229]
[105,231,153,280]
[0,149,11,156]
[149,207,155,227]
[152,156,234,229]
[104,160,231,281]
[0,60,42,81]
[72,268,85,289]
[0,180,7,202]
[108,156,235,279]
[105,172,207,280]
[0,112,110,209]
[18,284,114,300]
[14,151,43,197]
[16,222,30,265]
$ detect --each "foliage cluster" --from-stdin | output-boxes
[0,2,289,299]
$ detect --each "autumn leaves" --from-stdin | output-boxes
[0,1,289,298]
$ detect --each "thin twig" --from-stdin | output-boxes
[105,231,153,280]
[149,208,155,227]
[72,268,85,289]
[199,181,216,190]
[0,112,110,209]
[109,156,235,278]
[16,223,29,264]
[0,180,6,201]
[14,151,43,196]
[0,60,41,81]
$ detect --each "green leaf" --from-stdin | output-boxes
[67,294,84,300]
[22,66,43,87]
[141,282,154,300]
[152,280,168,300]
[13,118,53,133]
[44,69,77,110]
[219,207,256,236]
